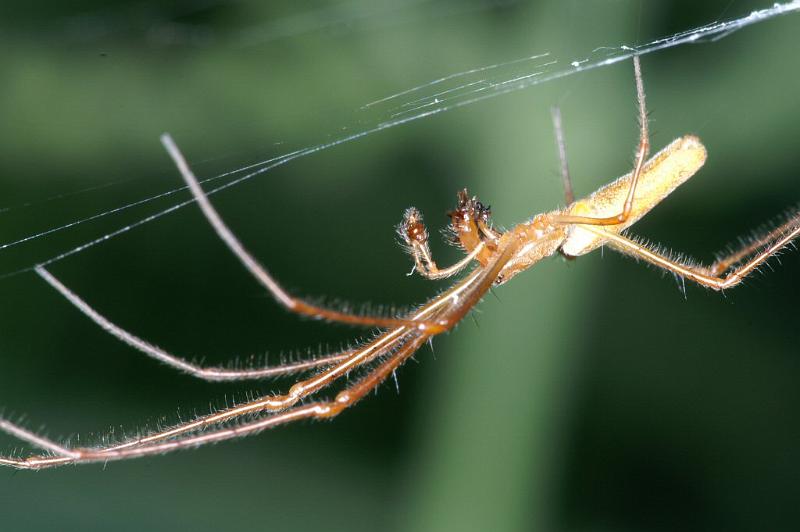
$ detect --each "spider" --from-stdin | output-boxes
[1,56,798,469]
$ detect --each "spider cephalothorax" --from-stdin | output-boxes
[446,189,502,258]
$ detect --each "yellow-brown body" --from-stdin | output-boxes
[450,135,708,285]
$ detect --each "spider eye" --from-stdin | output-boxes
[474,201,491,217]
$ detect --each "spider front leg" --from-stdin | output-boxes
[95,333,432,466]
[0,325,422,469]
[1,333,431,469]
[1,261,494,468]
[36,265,352,381]
[161,135,448,334]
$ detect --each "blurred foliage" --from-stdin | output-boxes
[0,1,798,531]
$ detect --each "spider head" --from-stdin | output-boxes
[446,188,494,252]
[448,188,486,226]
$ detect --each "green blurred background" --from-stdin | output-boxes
[0,1,798,530]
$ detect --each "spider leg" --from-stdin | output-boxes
[552,55,650,227]
[3,333,430,469]
[1,265,485,468]
[550,106,575,206]
[432,239,520,331]
[35,265,352,381]
[589,220,800,290]
[702,209,800,276]
[161,134,448,334]
[0,329,415,469]
[0,418,80,459]
[95,268,482,451]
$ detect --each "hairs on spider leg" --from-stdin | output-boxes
[713,204,800,266]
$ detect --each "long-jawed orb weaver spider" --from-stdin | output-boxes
[1,56,799,470]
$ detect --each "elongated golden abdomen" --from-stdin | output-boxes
[561,135,707,257]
